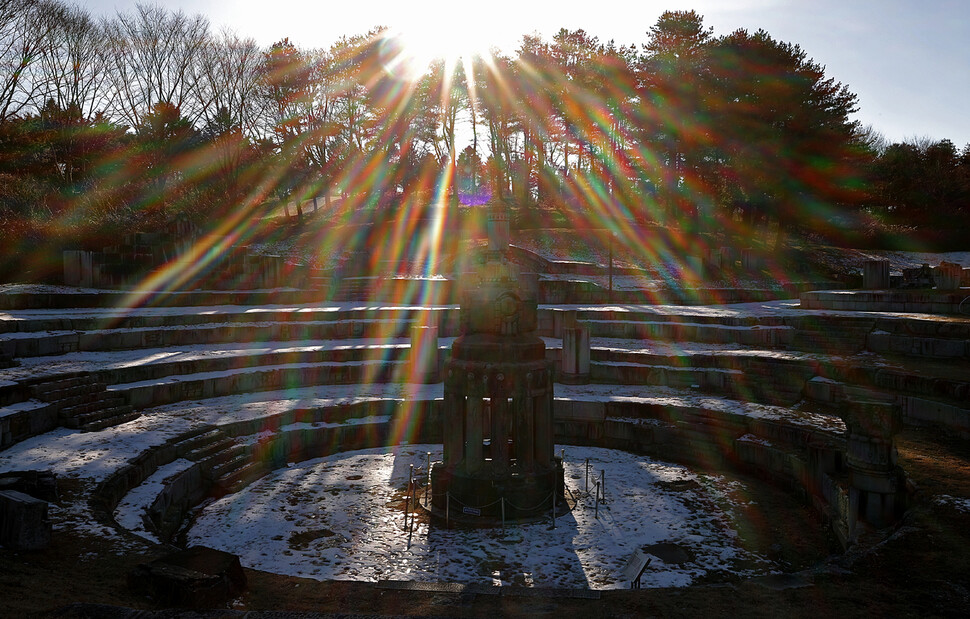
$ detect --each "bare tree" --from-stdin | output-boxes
[196,29,262,138]
[36,4,110,119]
[102,3,210,128]
[0,0,67,123]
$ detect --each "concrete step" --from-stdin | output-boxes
[184,436,237,462]
[807,366,970,410]
[49,391,108,412]
[118,360,405,410]
[60,395,127,419]
[5,320,425,357]
[79,410,141,432]
[68,404,135,429]
[790,334,869,354]
[585,320,795,347]
[590,350,728,369]
[2,306,459,335]
[591,362,743,385]
[172,428,226,453]
[30,377,103,401]
[96,345,411,388]
[217,461,268,495]
[206,446,251,479]
[32,375,90,390]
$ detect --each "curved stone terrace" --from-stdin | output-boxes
[1,285,970,612]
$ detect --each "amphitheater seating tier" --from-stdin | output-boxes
[1,289,969,551]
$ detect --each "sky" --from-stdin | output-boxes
[83,0,970,148]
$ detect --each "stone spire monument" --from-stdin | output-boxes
[430,205,564,521]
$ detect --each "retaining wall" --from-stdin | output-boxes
[91,398,861,550]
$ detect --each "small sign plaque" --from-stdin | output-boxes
[621,549,651,588]
[462,506,481,516]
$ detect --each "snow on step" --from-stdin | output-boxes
[105,360,400,392]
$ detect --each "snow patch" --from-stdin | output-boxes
[935,494,970,514]
[187,444,774,589]
[113,458,196,543]
[737,433,774,447]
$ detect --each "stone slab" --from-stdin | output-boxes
[0,489,51,550]
[128,546,246,608]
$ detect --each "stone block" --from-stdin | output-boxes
[0,489,51,550]
[603,420,637,442]
[128,546,246,608]
[930,338,966,358]
[866,331,891,352]
[741,248,764,271]
[560,325,590,385]
[554,401,604,423]
[0,471,58,502]
[888,335,913,354]
[684,255,705,279]
[409,326,440,383]
[935,261,963,291]
[863,260,890,290]
[805,376,843,404]
[63,250,93,288]
[704,248,722,270]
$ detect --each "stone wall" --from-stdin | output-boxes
[92,400,443,543]
[802,290,970,314]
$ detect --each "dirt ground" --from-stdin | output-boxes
[2,426,969,618]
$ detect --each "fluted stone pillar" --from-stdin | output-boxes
[408,325,439,383]
[430,222,563,521]
[863,260,890,290]
[936,261,962,290]
[561,324,590,384]
[843,398,900,532]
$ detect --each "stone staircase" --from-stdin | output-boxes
[29,374,139,432]
[174,429,265,498]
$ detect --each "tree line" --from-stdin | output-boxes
[1,0,968,252]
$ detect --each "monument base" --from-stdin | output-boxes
[430,462,566,523]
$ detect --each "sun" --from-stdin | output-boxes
[382,20,499,80]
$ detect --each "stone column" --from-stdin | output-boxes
[561,324,590,385]
[685,255,705,280]
[935,261,962,290]
[464,397,484,470]
[863,260,890,290]
[409,325,439,383]
[63,250,93,288]
[487,205,510,251]
[741,248,763,271]
[704,247,722,270]
[843,398,900,532]
[515,386,535,470]
[490,392,509,468]
[442,389,463,467]
[534,391,554,467]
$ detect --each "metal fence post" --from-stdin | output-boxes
[593,482,600,519]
